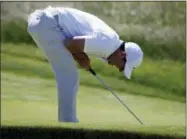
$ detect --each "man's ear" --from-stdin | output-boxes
[122,51,126,57]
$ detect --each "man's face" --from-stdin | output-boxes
[107,50,126,72]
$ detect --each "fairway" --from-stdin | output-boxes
[1,72,185,137]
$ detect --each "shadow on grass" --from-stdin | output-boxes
[1,126,185,139]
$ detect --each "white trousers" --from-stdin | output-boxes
[27,9,79,123]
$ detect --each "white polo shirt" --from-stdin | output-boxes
[45,6,123,60]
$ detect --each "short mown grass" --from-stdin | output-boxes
[1,72,186,137]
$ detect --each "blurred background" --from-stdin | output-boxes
[1,1,186,99]
[1,2,186,132]
[1,2,186,60]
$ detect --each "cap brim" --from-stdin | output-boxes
[123,63,133,79]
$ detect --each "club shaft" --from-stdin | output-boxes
[95,75,143,125]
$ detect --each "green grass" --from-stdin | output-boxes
[1,72,186,137]
[1,43,186,137]
[1,2,186,138]
[1,43,185,102]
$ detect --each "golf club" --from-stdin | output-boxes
[89,68,144,125]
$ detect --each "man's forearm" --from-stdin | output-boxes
[72,52,89,62]
[71,52,91,69]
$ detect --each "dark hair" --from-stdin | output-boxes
[119,42,126,62]
[107,42,125,60]
[119,42,125,51]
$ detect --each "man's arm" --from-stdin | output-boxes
[64,38,85,54]
[72,52,91,69]
[64,38,91,70]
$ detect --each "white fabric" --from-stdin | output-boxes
[45,6,122,59]
[123,42,143,79]
[73,33,122,58]
[55,6,119,37]
[27,9,79,123]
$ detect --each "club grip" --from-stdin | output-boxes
[89,68,96,75]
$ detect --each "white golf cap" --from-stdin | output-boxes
[123,42,143,79]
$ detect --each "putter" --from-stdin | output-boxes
[89,68,144,125]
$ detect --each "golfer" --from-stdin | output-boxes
[27,6,143,123]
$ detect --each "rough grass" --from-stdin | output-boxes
[1,43,185,102]
[1,18,185,61]
[1,2,186,61]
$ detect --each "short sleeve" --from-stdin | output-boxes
[74,32,122,58]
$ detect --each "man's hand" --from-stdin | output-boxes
[72,52,91,70]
